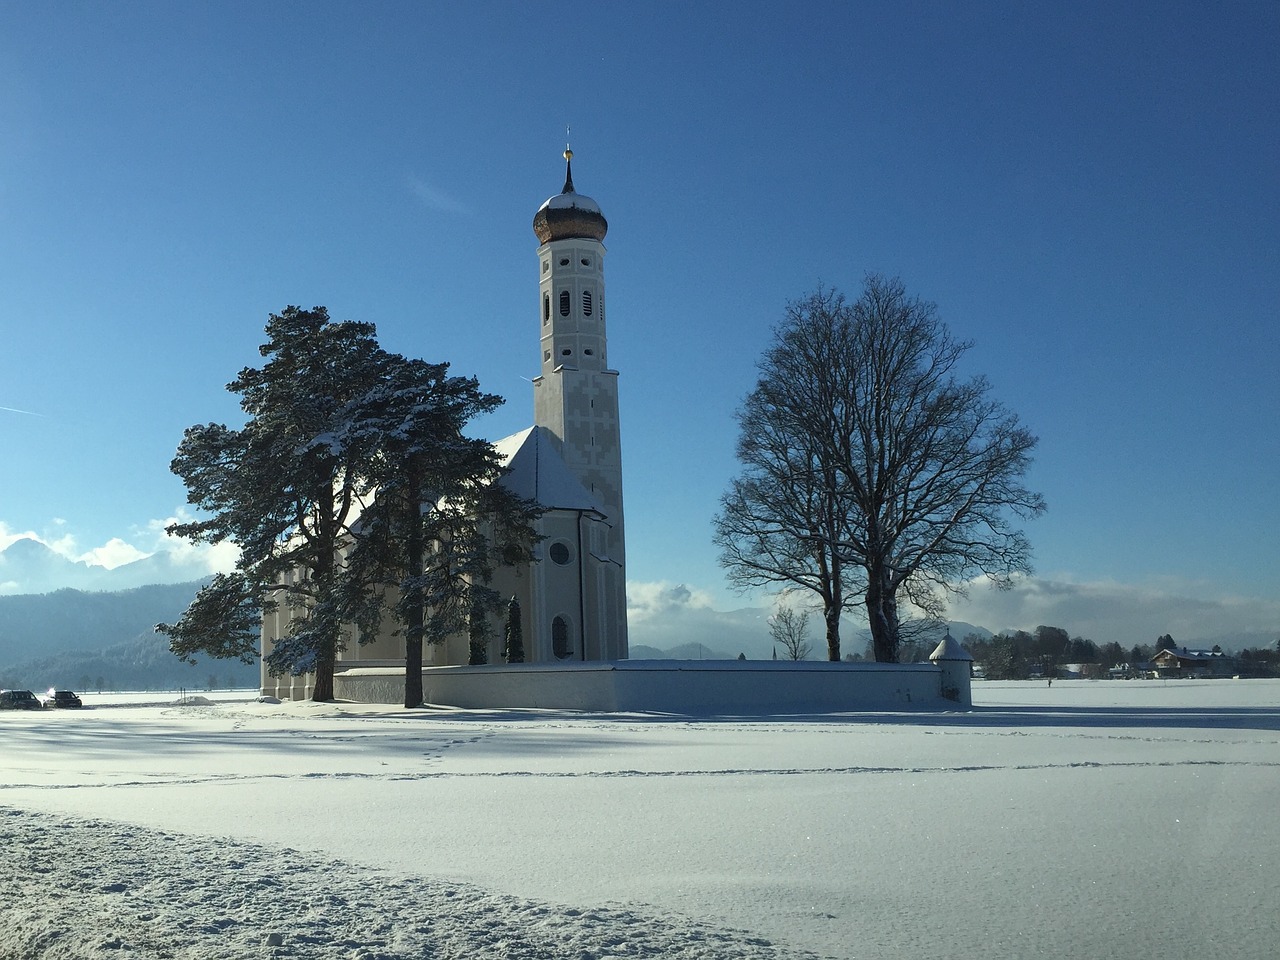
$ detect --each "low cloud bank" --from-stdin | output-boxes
[944,575,1280,648]
[628,575,1279,657]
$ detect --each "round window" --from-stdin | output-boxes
[549,541,572,565]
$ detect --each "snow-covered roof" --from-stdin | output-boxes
[929,632,974,662]
[538,191,602,215]
[494,426,605,514]
[1153,648,1231,662]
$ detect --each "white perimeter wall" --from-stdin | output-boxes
[329,660,969,713]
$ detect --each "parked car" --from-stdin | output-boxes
[44,690,83,709]
[0,689,43,710]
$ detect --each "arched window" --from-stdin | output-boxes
[552,616,572,660]
[583,290,593,316]
[543,293,550,323]
[559,290,570,316]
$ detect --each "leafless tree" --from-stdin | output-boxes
[769,605,813,660]
[715,277,1045,662]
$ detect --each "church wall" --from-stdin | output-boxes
[333,659,962,713]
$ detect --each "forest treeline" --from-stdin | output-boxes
[961,625,1280,679]
[0,579,256,691]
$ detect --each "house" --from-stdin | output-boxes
[1150,647,1236,678]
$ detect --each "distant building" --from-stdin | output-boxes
[1150,647,1235,678]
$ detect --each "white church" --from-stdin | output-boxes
[260,151,972,712]
[261,148,629,698]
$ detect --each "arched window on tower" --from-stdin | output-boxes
[543,294,550,323]
[559,290,570,317]
[583,290,593,316]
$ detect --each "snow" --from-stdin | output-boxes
[539,191,602,214]
[2,680,1277,959]
[494,426,605,512]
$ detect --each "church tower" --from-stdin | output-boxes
[531,147,628,659]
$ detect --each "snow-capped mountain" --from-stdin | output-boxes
[0,538,214,596]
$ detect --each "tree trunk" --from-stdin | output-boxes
[312,653,335,701]
[403,634,424,708]
[865,574,900,663]
[403,465,426,708]
[823,603,842,661]
[309,492,340,702]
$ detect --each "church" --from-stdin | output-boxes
[258,151,974,712]
[260,149,628,698]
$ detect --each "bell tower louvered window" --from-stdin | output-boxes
[583,290,593,316]
[559,290,570,316]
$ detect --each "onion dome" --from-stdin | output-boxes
[533,146,608,244]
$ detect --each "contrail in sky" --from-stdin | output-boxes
[1,405,43,416]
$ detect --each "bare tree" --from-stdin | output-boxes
[715,277,1045,663]
[769,605,812,660]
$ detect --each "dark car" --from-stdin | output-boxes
[44,690,83,709]
[0,689,43,710]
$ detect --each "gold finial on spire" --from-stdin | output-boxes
[561,129,576,194]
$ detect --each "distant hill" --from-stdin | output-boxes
[0,577,261,692]
[0,580,212,664]
[0,630,258,693]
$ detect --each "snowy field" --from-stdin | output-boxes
[1,679,1277,959]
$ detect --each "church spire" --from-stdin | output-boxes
[563,143,575,194]
[533,144,607,244]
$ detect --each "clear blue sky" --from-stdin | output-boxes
[2,2,1276,647]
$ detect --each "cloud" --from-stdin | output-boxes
[0,523,40,552]
[0,514,237,577]
[626,581,718,621]
[627,580,775,657]
[407,176,470,215]
[942,574,1280,647]
[80,538,149,569]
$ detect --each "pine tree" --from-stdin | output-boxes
[503,596,525,663]
[160,306,539,704]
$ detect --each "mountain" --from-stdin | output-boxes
[0,629,258,693]
[0,538,217,596]
[0,579,212,664]
[0,576,260,692]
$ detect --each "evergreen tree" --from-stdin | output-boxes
[334,355,539,707]
[503,596,525,663]
[161,307,386,700]
[160,306,538,704]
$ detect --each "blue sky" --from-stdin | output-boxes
[1,2,1276,647]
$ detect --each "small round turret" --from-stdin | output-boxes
[533,147,608,244]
